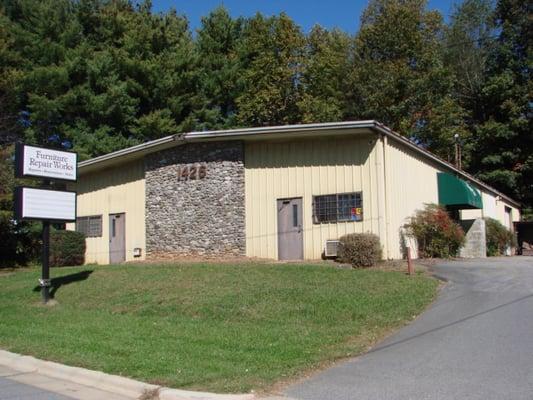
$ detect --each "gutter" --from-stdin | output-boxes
[371,123,521,209]
[78,134,181,169]
[183,120,377,140]
[77,134,182,174]
[75,120,521,209]
[77,121,377,173]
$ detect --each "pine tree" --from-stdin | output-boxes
[469,0,532,210]
[1,0,199,159]
[0,10,22,144]
[195,6,244,130]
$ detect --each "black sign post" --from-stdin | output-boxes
[14,144,78,305]
[40,178,52,304]
[41,220,51,303]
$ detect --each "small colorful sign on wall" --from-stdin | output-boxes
[351,207,363,221]
[15,143,77,182]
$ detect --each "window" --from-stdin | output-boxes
[313,192,363,224]
[76,215,102,237]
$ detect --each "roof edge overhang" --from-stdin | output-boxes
[77,121,377,175]
[371,123,521,209]
[183,120,377,141]
[76,120,520,208]
[77,134,182,174]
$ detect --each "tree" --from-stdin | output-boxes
[298,26,352,123]
[468,0,532,211]
[236,13,305,126]
[0,11,23,144]
[348,0,467,164]
[0,144,40,267]
[194,7,244,130]
[443,0,495,115]
[1,0,199,159]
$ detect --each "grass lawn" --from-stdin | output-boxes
[0,262,437,393]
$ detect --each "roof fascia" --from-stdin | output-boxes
[183,121,377,141]
[78,134,182,175]
[372,123,521,208]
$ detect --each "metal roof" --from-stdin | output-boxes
[77,120,520,208]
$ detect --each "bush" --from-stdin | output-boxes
[485,218,516,256]
[404,204,465,258]
[337,233,382,268]
[50,230,86,267]
[0,212,41,268]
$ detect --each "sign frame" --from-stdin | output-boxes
[14,186,77,223]
[15,143,78,182]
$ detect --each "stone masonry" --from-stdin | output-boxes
[145,141,245,258]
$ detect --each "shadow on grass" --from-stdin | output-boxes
[32,270,94,299]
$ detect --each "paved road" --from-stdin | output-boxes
[0,369,73,400]
[286,257,533,400]
[0,365,129,400]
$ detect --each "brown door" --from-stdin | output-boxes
[109,213,125,264]
[277,198,303,260]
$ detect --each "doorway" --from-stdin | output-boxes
[277,197,303,260]
[109,213,125,264]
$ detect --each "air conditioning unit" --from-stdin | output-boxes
[325,240,340,258]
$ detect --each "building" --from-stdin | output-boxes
[69,121,521,264]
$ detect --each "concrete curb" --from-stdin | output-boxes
[0,349,255,400]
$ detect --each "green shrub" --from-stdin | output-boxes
[485,218,516,256]
[337,233,382,268]
[50,230,86,267]
[0,212,41,268]
[404,204,465,258]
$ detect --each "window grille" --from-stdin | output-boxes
[313,192,363,224]
[76,215,102,237]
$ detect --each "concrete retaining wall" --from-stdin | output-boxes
[460,218,486,258]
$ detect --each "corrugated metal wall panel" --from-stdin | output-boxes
[67,160,146,264]
[245,135,379,260]
[462,192,520,227]
[386,139,521,258]
[385,140,441,259]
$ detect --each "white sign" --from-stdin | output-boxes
[16,144,77,181]
[15,187,76,222]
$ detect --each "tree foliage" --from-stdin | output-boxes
[236,13,305,126]
[0,0,530,212]
[469,0,532,207]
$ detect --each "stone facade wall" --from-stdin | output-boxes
[145,141,245,258]
[460,218,487,258]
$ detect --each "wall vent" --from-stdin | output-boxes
[325,240,340,257]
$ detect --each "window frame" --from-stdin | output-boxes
[76,215,103,238]
[312,192,363,224]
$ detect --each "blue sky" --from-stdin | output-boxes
[151,0,458,33]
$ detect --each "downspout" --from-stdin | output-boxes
[382,134,392,259]
[375,134,389,259]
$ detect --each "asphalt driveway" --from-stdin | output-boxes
[286,257,533,400]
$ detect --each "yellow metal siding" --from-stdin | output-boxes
[384,140,441,259]
[462,193,520,226]
[245,136,382,260]
[386,139,521,258]
[67,160,146,264]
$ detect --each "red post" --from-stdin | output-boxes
[407,247,414,276]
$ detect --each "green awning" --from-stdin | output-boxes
[438,172,483,210]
